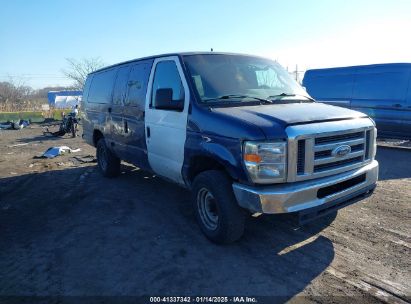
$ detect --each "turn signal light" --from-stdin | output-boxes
[244,154,262,163]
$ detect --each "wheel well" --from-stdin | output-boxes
[93,130,104,147]
[186,156,231,186]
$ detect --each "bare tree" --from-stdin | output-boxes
[0,77,34,111]
[62,57,105,90]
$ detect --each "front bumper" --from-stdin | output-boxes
[232,160,378,214]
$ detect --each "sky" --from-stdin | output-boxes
[0,0,410,89]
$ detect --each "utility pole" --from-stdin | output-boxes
[295,64,298,81]
[292,64,304,84]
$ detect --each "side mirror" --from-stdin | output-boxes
[155,88,183,111]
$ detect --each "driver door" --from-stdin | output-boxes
[144,57,190,185]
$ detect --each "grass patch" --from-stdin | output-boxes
[0,111,44,123]
[0,109,70,123]
[51,109,67,120]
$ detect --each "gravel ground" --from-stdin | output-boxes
[0,124,410,303]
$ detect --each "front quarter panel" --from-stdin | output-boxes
[183,130,250,185]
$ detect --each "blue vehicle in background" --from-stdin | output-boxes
[303,63,411,138]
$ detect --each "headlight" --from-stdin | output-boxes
[243,141,287,183]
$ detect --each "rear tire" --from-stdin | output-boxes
[192,170,246,244]
[96,138,120,177]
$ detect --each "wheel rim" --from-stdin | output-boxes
[197,187,219,231]
[98,144,108,171]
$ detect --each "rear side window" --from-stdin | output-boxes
[353,72,409,100]
[88,69,116,104]
[112,66,131,105]
[125,62,152,108]
[82,76,93,102]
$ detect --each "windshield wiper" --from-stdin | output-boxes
[268,93,315,102]
[203,94,273,103]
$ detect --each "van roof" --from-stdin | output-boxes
[305,63,411,75]
[90,52,273,74]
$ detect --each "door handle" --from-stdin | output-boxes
[108,107,112,113]
[393,103,402,108]
[124,120,128,133]
[146,126,150,138]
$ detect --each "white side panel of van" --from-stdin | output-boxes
[144,56,189,185]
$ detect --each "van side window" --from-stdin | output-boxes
[151,61,184,109]
[125,63,151,108]
[113,66,131,105]
[88,69,116,104]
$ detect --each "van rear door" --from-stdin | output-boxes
[86,68,116,142]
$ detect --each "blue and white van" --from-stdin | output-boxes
[303,63,411,138]
[83,52,379,243]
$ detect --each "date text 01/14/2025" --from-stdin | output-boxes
[149,296,257,303]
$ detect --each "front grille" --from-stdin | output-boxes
[296,128,373,179]
[297,140,305,174]
[365,130,371,160]
[315,131,363,144]
[351,144,364,152]
[315,150,332,158]
[314,156,363,173]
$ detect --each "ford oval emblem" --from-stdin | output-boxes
[332,145,351,157]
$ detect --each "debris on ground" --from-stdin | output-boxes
[0,123,12,130]
[6,143,29,148]
[70,155,97,164]
[43,126,66,137]
[56,162,69,167]
[39,146,81,159]
[0,120,30,130]
[19,120,30,129]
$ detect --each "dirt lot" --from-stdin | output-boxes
[0,124,410,303]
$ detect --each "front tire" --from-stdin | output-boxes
[96,138,121,177]
[192,170,246,244]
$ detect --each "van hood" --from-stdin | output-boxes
[211,102,368,139]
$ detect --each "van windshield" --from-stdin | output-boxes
[183,54,311,104]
